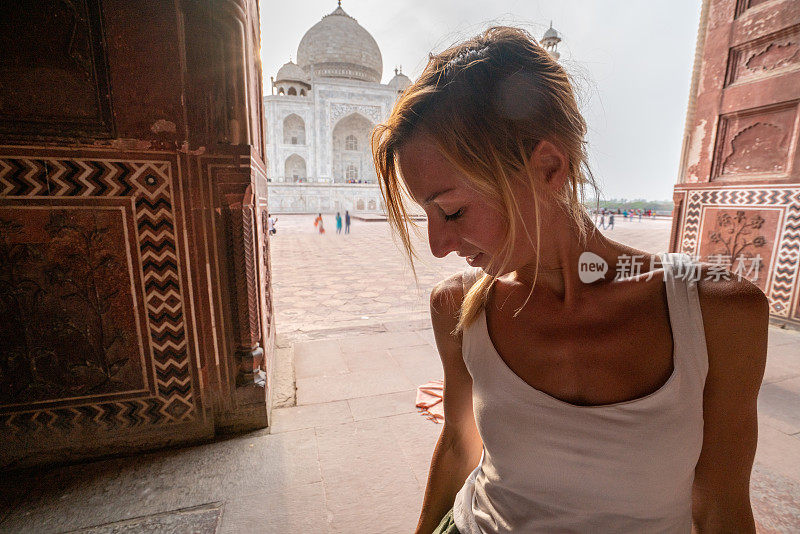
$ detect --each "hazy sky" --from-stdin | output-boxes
[259,0,702,202]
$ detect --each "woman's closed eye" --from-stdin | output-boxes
[444,207,464,221]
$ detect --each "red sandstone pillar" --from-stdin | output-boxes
[0,0,274,469]
[670,0,800,327]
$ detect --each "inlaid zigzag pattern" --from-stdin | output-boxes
[129,164,191,402]
[0,156,196,432]
[0,398,172,435]
[681,191,703,253]
[0,158,49,195]
[770,192,800,316]
[679,186,800,318]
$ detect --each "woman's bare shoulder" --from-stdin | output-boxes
[695,264,768,322]
[695,264,769,381]
[430,271,467,325]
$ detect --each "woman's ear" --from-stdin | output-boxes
[527,140,569,193]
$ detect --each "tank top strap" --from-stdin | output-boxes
[461,266,483,295]
[460,266,486,375]
[658,252,710,381]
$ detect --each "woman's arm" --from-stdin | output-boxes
[416,274,484,534]
[692,273,769,533]
[417,428,483,534]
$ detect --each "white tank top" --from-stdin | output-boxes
[453,252,709,533]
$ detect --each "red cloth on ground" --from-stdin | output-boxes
[416,379,444,423]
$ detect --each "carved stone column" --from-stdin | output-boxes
[220,183,264,388]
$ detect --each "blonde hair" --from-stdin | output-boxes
[371,26,599,335]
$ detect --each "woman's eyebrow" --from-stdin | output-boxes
[424,187,455,205]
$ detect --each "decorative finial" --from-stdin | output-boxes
[338,0,341,6]
[550,20,553,28]
[399,65,403,74]
[394,67,398,75]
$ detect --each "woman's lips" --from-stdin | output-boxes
[466,252,482,265]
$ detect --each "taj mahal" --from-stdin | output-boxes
[264,3,563,214]
[264,2,411,214]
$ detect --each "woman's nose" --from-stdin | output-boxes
[427,219,458,258]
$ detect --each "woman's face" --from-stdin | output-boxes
[396,133,542,276]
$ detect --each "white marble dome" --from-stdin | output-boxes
[542,23,561,42]
[296,5,383,83]
[275,60,309,83]
[388,69,411,92]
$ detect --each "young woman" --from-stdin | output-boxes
[371,26,768,534]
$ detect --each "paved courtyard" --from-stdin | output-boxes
[2,214,799,533]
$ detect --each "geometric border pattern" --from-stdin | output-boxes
[677,186,800,318]
[0,156,198,433]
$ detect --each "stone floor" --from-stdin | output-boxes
[1,214,798,533]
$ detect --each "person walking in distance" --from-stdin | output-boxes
[345,210,351,234]
[372,25,767,534]
[607,212,615,230]
[314,212,325,234]
[267,213,277,236]
[336,212,343,234]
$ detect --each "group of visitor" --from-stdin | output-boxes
[595,207,657,219]
[598,211,615,230]
[265,211,353,236]
[314,210,350,234]
[593,207,660,230]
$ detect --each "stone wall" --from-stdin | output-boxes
[0,0,274,469]
[671,0,800,327]
[267,183,384,213]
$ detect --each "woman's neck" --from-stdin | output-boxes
[507,211,645,307]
